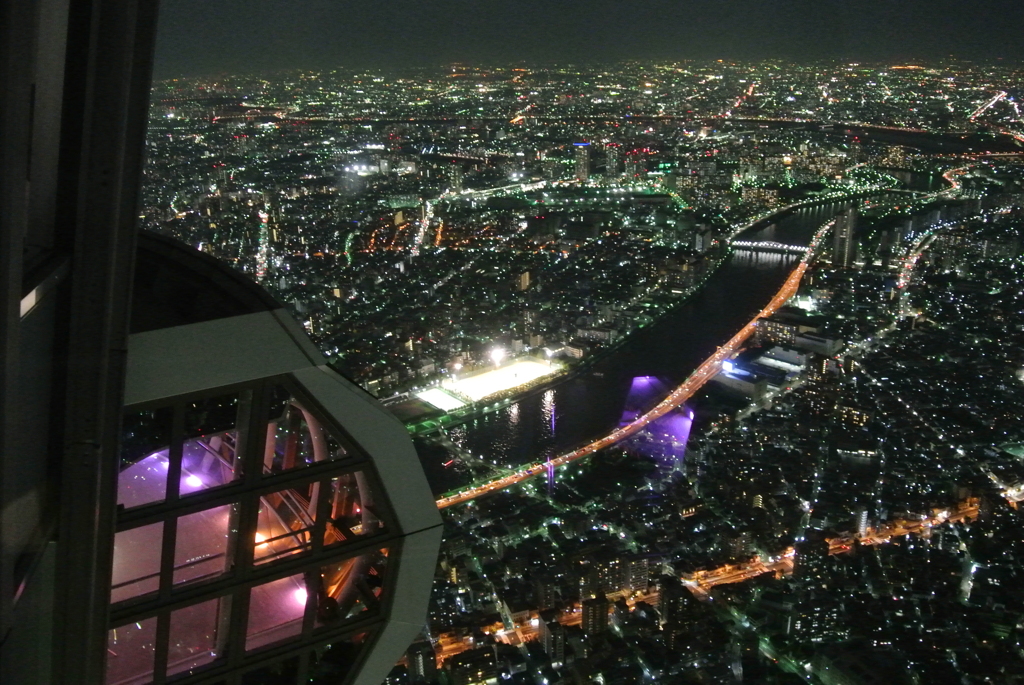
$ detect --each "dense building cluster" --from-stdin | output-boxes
[138,60,1024,684]
[386,195,1024,683]
[140,61,1023,403]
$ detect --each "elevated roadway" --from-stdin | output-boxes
[436,216,837,508]
[683,499,979,594]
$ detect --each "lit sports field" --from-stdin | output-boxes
[414,388,467,412]
[442,359,557,402]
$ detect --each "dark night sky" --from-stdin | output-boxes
[154,0,1021,77]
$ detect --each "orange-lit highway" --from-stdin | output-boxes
[682,499,979,594]
[436,217,837,509]
[430,502,978,662]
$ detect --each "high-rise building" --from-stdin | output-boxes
[793,529,832,588]
[573,143,591,181]
[624,149,647,180]
[446,647,498,685]
[0,4,441,685]
[407,640,437,683]
[605,145,621,179]
[449,164,464,192]
[657,576,693,628]
[832,207,858,268]
[581,596,609,636]
[855,507,870,538]
[537,618,566,665]
[623,557,649,592]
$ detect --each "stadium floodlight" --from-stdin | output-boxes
[490,347,506,366]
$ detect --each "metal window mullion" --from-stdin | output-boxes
[234,491,261,581]
[295,651,310,685]
[166,403,185,502]
[246,382,273,488]
[107,530,405,625]
[159,515,178,599]
[353,463,401,535]
[152,610,170,685]
[312,475,333,556]
[225,586,251,672]
[232,387,255,482]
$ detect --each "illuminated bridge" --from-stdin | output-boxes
[435,217,838,509]
[730,240,806,254]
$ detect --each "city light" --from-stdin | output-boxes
[442,359,558,403]
[489,347,506,366]
[416,388,468,412]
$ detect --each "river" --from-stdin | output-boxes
[415,195,897,496]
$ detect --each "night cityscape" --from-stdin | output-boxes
[7,2,1024,685]
[136,56,1024,684]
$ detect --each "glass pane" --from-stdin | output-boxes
[106,617,157,685]
[307,633,371,685]
[179,430,241,495]
[184,393,239,439]
[254,488,313,566]
[111,522,164,603]
[246,574,307,651]
[118,407,173,509]
[315,549,388,629]
[241,656,299,685]
[167,598,227,678]
[324,472,384,546]
[174,504,236,586]
[264,393,347,476]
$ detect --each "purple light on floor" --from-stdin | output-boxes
[620,375,669,426]
[649,407,694,463]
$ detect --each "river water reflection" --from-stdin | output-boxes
[415,197,886,495]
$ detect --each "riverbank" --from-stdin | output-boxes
[399,187,901,438]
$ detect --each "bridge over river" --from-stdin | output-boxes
[427,201,849,505]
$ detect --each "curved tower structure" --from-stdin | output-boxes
[0,3,441,684]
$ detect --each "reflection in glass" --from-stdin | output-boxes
[179,430,241,495]
[167,598,227,677]
[241,655,300,685]
[324,472,383,546]
[245,574,307,651]
[307,633,371,685]
[264,393,346,476]
[105,617,157,685]
[111,522,164,603]
[314,549,388,629]
[184,393,239,439]
[254,486,313,566]
[118,407,173,509]
[173,504,236,586]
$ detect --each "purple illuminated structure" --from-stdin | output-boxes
[619,376,670,426]
[102,235,442,685]
[617,377,692,467]
[648,408,695,463]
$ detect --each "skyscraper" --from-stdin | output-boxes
[0,3,441,684]
[581,596,609,636]
[407,640,437,683]
[624,149,647,180]
[832,207,858,268]
[605,145,621,179]
[574,143,591,181]
[538,618,566,666]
